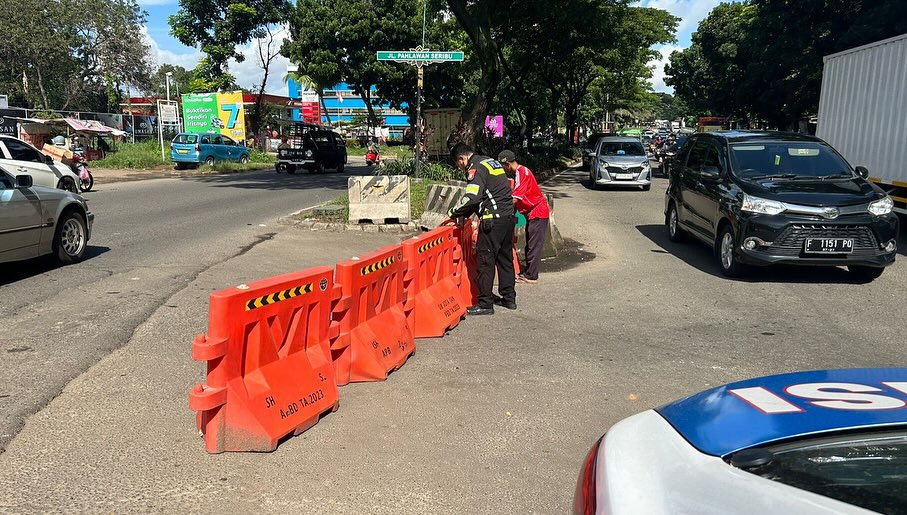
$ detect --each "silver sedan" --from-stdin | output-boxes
[0,168,94,264]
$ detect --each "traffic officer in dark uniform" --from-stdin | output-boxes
[444,143,517,315]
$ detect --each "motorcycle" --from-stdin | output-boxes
[70,153,94,192]
[365,148,381,166]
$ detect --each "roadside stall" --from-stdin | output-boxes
[8,116,126,162]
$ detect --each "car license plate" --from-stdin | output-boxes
[615,173,634,180]
[804,238,854,253]
[177,149,188,154]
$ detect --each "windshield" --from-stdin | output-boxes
[736,431,907,514]
[173,134,197,144]
[598,142,645,156]
[730,142,851,179]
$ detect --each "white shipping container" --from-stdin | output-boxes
[817,33,907,201]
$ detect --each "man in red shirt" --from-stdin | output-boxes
[498,150,550,284]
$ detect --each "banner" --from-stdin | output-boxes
[129,115,158,138]
[181,91,246,141]
[182,92,218,134]
[0,108,25,136]
[216,91,246,141]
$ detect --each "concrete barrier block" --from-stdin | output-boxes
[348,175,411,224]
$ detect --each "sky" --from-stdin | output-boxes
[139,0,727,96]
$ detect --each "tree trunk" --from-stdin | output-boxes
[319,92,331,126]
[448,0,501,146]
[34,68,50,111]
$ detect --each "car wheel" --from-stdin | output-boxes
[53,211,88,264]
[205,156,215,166]
[239,155,249,164]
[717,224,747,277]
[666,202,687,243]
[314,162,325,174]
[57,177,78,193]
[848,266,885,281]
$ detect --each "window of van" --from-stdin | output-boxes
[173,134,198,144]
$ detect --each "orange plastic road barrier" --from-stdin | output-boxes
[332,245,415,384]
[402,226,467,338]
[455,220,479,307]
[188,266,340,453]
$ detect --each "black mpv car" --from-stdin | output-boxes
[664,131,898,280]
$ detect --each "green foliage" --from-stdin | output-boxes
[169,0,289,91]
[0,0,153,111]
[284,0,420,128]
[666,0,907,127]
[378,158,465,182]
[145,64,193,98]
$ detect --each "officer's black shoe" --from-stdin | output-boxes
[493,298,517,310]
[467,305,494,316]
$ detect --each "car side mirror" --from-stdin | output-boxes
[44,155,54,165]
[700,165,721,180]
[15,175,33,188]
[855,166,869,179]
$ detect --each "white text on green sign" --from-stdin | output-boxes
[376,51,465,62]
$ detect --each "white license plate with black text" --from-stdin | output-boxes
[805,238,854,253]
[614,173,634,180]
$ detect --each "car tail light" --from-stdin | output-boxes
[573,435,605,515]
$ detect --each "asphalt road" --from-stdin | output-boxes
[0,165,364,451]
[1,165,907,512]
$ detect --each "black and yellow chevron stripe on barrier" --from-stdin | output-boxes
[418,236,445,254]
[360,256,395,276]
[245,283,314,311]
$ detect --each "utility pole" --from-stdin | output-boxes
[415,66,423,178]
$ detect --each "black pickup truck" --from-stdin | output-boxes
[276,123,347,174]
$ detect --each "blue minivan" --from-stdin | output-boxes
[170,132,250,169]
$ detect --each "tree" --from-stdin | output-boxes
[248,26,284,136]
[147,65,193,99]
[283,0,420,129]
[0,0,153,111]
[170,0,290,92]
[666,0,907,128]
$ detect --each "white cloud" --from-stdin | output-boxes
[142,25,291,95]
[640,0,724,38]
[142,25,203,70]
[647,44,683,93]
[227,26,292,95]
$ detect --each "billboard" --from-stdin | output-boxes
[181,91,246,141]
[127,115,158,139]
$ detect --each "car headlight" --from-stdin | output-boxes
[305,149,313,157]
[869,196,893,216]
[741,194,786,215]
[640,160,650,168]
[599,161,609,170]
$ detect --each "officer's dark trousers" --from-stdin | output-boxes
[476,217,516,309]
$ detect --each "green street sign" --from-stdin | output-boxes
[377,50,465,62]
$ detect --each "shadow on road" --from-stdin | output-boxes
[178,167,371,192]
[636,224,872,284]
[0,245,111,287]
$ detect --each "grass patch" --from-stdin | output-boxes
[92,140,170,169]
[92,140,275,170]
[347,145,413,159]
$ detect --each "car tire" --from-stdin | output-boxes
[53,210,88,264]
[666,202,687,243]
[716,224,747,278]
[57,177,78,193]
[205,156,215,166]
[314,162,325,174]
[848,266,885,281]
[239,155,249,164]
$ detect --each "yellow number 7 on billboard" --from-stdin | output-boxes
[217,91,246,141]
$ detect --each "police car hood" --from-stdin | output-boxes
[656,368,907,457]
